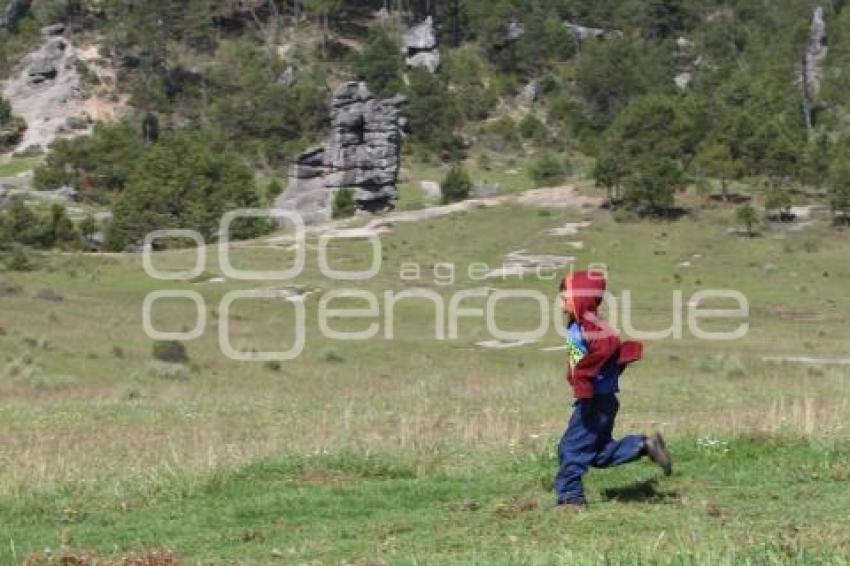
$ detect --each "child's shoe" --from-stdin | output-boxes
[644,432,672,476]
[555,498,588,512]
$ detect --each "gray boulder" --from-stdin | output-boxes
[518,79,540,107]
[404,16,438,51]
[506,20,525,42]
[28,38,66,83]
[802,6,827,129]
[276,66,296,88]
[277,81,406,221]
[404,17,440,73]
[407,51,441,74]
[564,22,622,41]
[41,23,65,36]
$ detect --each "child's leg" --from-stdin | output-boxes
[591,395,646,468]
[553,399,601,504]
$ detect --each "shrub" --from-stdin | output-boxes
[332,188,357,219]
[350,26,404,98]
[529,152,568,186]
[519,114,546,143]
[736,204,759,236]
[106,130,270,250]
[480,116,521,152]
[152,340,188,364]
[319,347,344,363]
[3,244,33,271]
[441,164,473,204]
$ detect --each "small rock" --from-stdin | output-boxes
[276,66,296,88]
[517,79,540,107]
[420,181,440,199]
[472,183,499,198]
[41,23,65,36]
[674,71,693,91]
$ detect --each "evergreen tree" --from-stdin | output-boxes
[106,130,269,250]
[351,26,404,98]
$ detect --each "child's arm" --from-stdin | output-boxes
[570,320,620,399]
[617,340,643,374]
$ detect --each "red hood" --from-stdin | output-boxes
[565,270,606,320]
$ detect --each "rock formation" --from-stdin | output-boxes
[2,28,87,152]
[1,26,127,154]
[276,66,296,88]
[802,6,827,130]
[564,22,622,41]
[275,81,406,223]
[673,36,702,91]
[403,16,440,73]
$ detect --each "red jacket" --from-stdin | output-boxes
[563,270,643,399]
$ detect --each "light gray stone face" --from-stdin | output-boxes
[276,81,406,222]
[404,17,438,52]
[404,17,440,73]
[802,6,827,129]
[276,66,296,88]
[406,51,441,74]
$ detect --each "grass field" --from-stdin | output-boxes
[2,184,850,563]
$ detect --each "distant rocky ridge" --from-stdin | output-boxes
[275,81,406,223]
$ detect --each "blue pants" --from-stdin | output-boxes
[554,394,646,504]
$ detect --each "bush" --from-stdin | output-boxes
[332,188,357,219]
[33,121,143,197]
[3,244,33,271]
[480,116,521,152]
[736,204,759,236]
[350,26,404,98]
[319,346,344,363]
[152,340,188,364]
[441,165,473,204]
[529,152,568,186]
[106,130,270,250]
[519,114,547,143]
[0,95,26,150]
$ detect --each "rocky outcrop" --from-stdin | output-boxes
[276,81,406,222]
[564,22,622,41]
[403,16,440,73]
[673,36,702,91]
[517,79,540,107]
[277,66,296,88]
[802,6,827,129]
[1,27,125,153]
[2,29,86,152]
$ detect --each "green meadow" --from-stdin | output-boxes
[2,189,850,563]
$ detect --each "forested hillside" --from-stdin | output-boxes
[1,0,850,254]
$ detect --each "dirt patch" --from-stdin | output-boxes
[25,547,181,566]
[515,186,602,209]
[494,498,538,519]
[298,468,353,486]
[485,250,575,279]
